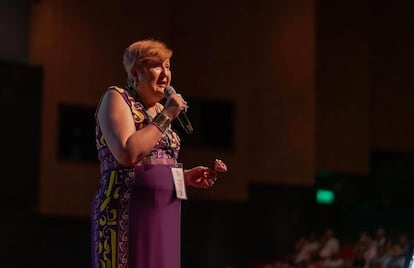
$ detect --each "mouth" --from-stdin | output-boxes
[156,79,168,89]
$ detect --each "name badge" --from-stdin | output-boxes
[171,163,187,200]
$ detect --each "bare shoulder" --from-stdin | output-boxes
[98,87,130,120]
[101,87,128,108]
[103,86,125,101]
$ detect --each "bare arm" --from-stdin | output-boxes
[97,90,164,166]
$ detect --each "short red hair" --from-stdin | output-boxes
[123,39,173,82]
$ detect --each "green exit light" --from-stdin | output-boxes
[316,189,334,205]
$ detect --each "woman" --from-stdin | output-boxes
[91,39,227,268]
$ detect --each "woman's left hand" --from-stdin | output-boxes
[184,166,217,189]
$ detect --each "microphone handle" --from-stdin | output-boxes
[164,86,193,134]
[177,112,193,134]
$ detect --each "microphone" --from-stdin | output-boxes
[164,86,194,134]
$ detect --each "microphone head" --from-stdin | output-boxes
[164,86,176,97]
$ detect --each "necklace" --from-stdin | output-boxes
[126,84,159,118]
[125,84,175,158]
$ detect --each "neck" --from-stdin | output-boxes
[131,86,156,108]
[136,89,160,118]
[140,94,157,109]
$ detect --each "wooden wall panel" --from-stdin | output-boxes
[29,0,315,216]
[29,0,172,216]
[247,0,316,185]
[316,1,371,174]
[371,2,414,153]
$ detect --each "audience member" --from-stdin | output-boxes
[319,229,340,260]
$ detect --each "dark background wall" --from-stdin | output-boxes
[2,0,414,267]
[0,0,30,62]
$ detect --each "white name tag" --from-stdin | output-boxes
[171,163,187,200]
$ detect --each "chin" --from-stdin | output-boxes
[156,86,166,94]
[154,90,165,99]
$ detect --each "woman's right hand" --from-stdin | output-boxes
[163,93,188,120]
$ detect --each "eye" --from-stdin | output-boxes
[148,65,162,72]
[147,62,162,68]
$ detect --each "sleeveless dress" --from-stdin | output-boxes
[91,86,182,268]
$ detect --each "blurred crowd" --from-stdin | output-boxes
[250,227,412,268]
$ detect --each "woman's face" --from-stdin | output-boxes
[136,58,171,103]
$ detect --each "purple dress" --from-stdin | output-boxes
[91,86,182,268]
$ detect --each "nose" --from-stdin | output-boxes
[159,69,167,79]
[161,66,169,74]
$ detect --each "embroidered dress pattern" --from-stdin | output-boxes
[91,86,181,268]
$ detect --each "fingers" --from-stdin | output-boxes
[194,173,216,189]
[203,170,217,181]
[200,177,215,188]
[175,94,188,111]
[214,159,228,172]
[188,166,220,189]
[204,171,217,188]
[198,159,228,189]
[170,94,187,110]
[164,94,188,118]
